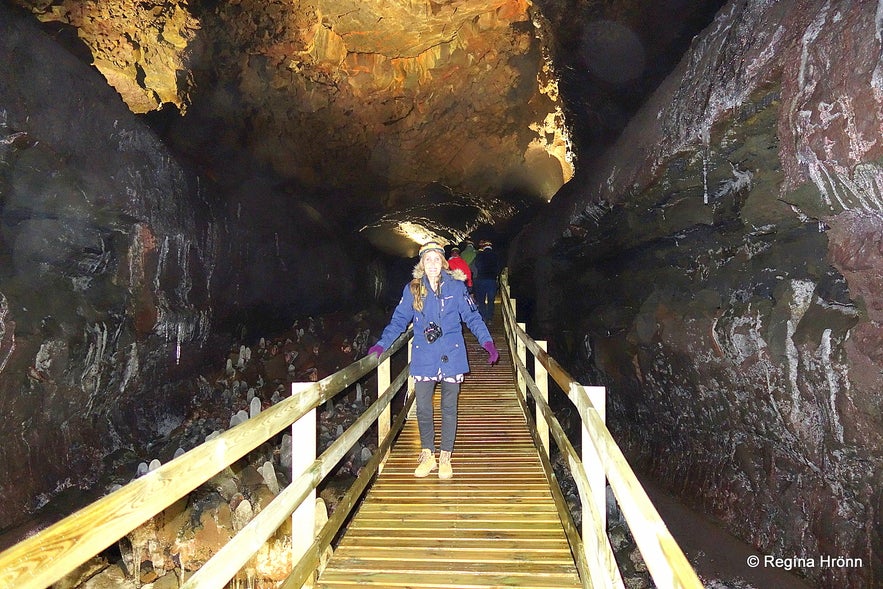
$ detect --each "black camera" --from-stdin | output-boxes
[424,322,443,343]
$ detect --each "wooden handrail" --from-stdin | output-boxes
[182,366,411,588]
[513,359,621,588]
[0,329,412,589]
[1,269,704,589]
[499,269,704,589]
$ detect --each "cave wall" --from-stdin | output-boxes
[0,5,363,533]
[0,6,216,530]
[513,2,881,587]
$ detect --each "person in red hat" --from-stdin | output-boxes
[367,241,498,480]
[446,245,473,290]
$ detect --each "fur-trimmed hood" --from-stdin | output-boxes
[412,264,467,282]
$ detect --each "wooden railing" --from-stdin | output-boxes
[499,269,704,589]
[1,269,704,589]
[0,327,414,589]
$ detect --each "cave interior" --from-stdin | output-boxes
[1,1,882,588]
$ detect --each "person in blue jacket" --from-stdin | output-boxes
[472,239,500,323]
[368,241,499,480]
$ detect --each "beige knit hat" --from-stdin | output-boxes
[418,241,445,258]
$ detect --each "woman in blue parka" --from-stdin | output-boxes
[368,241,499,479]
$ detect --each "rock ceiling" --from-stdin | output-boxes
[15,0,575,253]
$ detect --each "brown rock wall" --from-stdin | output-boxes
[0,5,368,536]
[23,0,199,113]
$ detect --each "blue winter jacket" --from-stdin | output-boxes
[375,268,492,378]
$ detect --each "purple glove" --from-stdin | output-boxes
[482,341,499,365]
[368,344,384,359]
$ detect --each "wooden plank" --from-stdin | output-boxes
[376,465,544,475]
[346,520,565,533]
[371,490,549,505]
[332,545,575,560]
[322,559,578,576]
[368,485,550,494]
[356,504,560,515]
[341,528,572,542]
[318,571,581,589]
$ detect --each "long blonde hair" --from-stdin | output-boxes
[410,255,449,313]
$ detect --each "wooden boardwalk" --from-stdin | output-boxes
[317,314,582,588]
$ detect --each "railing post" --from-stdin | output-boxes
[290,382,316,573]
[535,341,549,457]
[576,383,610,588]
[506,297,517,364]
[377,354,391,472]
[516,323,527,405]
[586,385,606,528]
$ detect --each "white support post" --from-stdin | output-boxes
[586,385,606,525]
[507,298,517,361]
[508,296,515,332]
[577,383,610,588]
[290,382,316,571]
[516,323,527,405]
[535,341,549,457]
[377,354,391,472]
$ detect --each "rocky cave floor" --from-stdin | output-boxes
[12,307,813,589]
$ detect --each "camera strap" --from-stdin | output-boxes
[426,276,444,323]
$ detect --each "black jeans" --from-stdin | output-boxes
[414,379,460,453]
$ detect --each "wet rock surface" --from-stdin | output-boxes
[514,3,883,587]
[0,5,374,537]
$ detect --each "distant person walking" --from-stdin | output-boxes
[368,241,499,479]
[460,240,477,269]
[447,246,473,290]
[472,240,500,323]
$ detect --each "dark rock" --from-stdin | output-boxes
[513,3,883,586]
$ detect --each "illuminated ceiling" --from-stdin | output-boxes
[18,0,574,254]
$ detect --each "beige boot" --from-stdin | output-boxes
[438,450,453,480]
[414,448,437,477]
